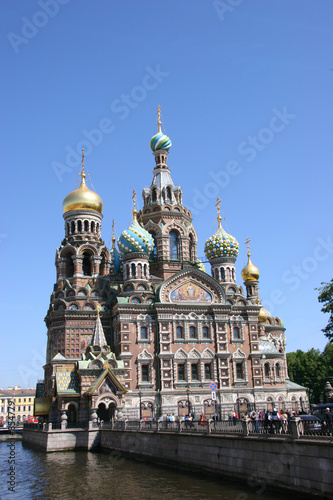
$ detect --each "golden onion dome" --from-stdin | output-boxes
[63,168,103,214]
[258,307,268,323]
[241,252,260,282]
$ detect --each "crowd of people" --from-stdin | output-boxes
[141,407,333,434]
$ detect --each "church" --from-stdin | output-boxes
[35,108,307,424]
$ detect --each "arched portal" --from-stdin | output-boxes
[97,401,117,422]
[67,404,77,423]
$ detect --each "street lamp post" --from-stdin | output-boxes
[139,390,142,420]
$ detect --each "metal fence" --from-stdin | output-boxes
[24,418,333,438]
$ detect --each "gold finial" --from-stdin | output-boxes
[96,303,101,315]
[80,149,86,179]
[216,197,222,228]
[245,236,251,257]
[132,189,137,221]
[157,105,162,132]
[112,219,116,249]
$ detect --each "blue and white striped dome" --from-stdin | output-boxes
[150,132,172,152]
[118,219,154,254]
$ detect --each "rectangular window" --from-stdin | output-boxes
[202,326,209,339]
[176,326,183,339]
[189,326,196,339]
[178,364,185,381]
[204,363,211,380]
[233,326,241,339]
[140,326,148,339]
[191,364,198,380]
[142,365,149,382]
[236,362,244,380]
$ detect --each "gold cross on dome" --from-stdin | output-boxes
[132,189,138,220]
[245,236,251,255]
[215,197,222,227]
[157,105,162,132]
[80,148,86,178]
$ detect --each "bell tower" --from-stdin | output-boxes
[44,151,112,370]
[138,106,198,280]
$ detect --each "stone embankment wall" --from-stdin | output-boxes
[101,430,333,499]
[23,428,100,452]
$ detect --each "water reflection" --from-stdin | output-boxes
[0,441,302,500]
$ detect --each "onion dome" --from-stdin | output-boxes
[149,105,172,152]
[63,150,103,214]
[258,307,268,323]
[118,190,154,254]
[241,252,260,281]
[204,198,239,260]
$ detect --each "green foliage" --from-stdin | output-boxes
[287,343,333,404]
[317,278,333,342]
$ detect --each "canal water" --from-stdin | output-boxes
[0,440,304,500]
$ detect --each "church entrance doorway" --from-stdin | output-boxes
[97,402,117,422]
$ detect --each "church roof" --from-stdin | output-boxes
[55,370,80,396]
[285,379,307,390]
[91,312,107,346]
[258,340,279,354]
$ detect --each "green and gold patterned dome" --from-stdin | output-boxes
[204,198,239,260]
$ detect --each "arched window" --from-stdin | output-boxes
[140,326,148,339]
[67,223,70,236]
[166,186,172,200]
[189,326,196,339]
[131,263,136,278]
[77,220,82,232]
[233,326,240,339]
[221,268,225,280]
[91,221,95,233]
[176,326,183,339]
[82,252,91,276]
[152,189,157,202]
[169,231,178,259]
[71,221,75,234]
[64,254,74,277]
[264,363,270,378]
[275,364,281,377]
[96,223,99,235]
[144,264,148,277]
[84,220,89,232]
[202,326,209,339]
[100,253,106,276]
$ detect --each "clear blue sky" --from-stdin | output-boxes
[1,0,332,389]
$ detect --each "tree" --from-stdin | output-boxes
[317,278,333,342]
[287,343,333,404]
